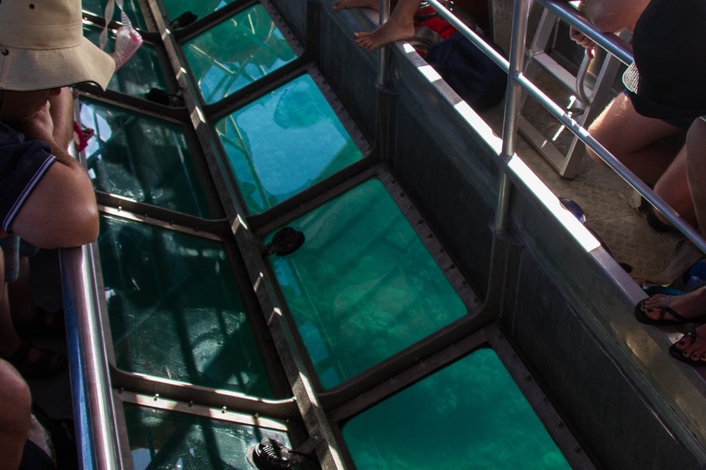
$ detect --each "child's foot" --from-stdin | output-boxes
[354,20,415,50]
[333,0,379,11]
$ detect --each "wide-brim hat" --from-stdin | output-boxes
[0,1,115,91]
[623,0,706,120]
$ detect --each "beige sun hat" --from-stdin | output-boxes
[0,0,115,91]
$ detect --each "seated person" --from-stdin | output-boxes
[571,0,696,230]
[628,0,706,366]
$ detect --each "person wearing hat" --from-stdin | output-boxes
[628,0,706,367]
[0,1,114,467]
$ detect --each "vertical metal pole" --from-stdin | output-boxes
[494,0,531,233]
[376,0,391,86]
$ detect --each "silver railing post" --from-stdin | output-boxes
[376,0,391,86]
[495,0,530,233]
[62,244,122,470]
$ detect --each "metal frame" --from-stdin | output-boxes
[62,0,706,468]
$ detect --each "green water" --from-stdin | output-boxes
[98,215,272,396]
[344,348,571,470]
[79,98,214,218]
[182,4,297,104]
[83,25,169,98]
[124,404,292,469]
[216,74,364,214]
[268,180,468,389]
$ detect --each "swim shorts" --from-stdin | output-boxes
[621,89,694,129]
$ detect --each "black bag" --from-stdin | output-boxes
[424,32,506,111]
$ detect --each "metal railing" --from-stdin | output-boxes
[62,1,706,468]
[425,0,706,253]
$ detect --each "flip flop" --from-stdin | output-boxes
[669,330,706,366]
[634,296,706,325]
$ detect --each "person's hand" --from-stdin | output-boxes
[570,26,596,59]
[15,102,55,145]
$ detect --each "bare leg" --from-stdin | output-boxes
[652,145,698,226]
[686,118,706,232]
[587,93,685,184]
[333,0,380,12]
[354,0,421,50]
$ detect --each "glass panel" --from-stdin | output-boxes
[82,0,147,31]
[161,0,238,21]
[182,4,297,104]
[124,404,293,469]
[216,74,364,214]
[79,98,214,218]
[83,25,169,98]
[268,180,467,389]
[344,349,571,470]
[99,215,272,397]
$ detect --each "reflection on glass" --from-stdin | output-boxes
[124,404,292,469]
[268,180,467,389]
[83,25,168,98]
[344,349,571,470]
[183,4,297,104]
[217,74,363,214]
[81,0,147,31]
[79,98,214,218]
[99,215,272,397]
[161,0,238,21]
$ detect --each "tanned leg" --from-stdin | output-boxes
[587,93,686,184]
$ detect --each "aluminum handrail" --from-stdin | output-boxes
[426,0,706,253]
[62,243,122,470]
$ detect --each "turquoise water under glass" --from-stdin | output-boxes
[124,404,292,469]
[217,74,363,214]
[98,215,272,396]
[344,348,571,470]
[268,180,467,389]
[182,4,297,104]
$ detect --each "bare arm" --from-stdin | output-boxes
[9,99,99,248]
[48,87,75,151]
[570,0,649,57]
[582,0,649,33]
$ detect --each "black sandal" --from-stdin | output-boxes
[668,330,706,366]
[6,340,66,378]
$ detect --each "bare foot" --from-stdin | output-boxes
[333,0,379,11]
[353,19,415,50]
[670,325,706,366]
[636,286,706,323]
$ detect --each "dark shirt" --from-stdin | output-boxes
[0,121,56,232]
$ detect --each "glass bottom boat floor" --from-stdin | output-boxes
[28,0,706,469]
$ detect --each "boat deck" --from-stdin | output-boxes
[21,0,706,469]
